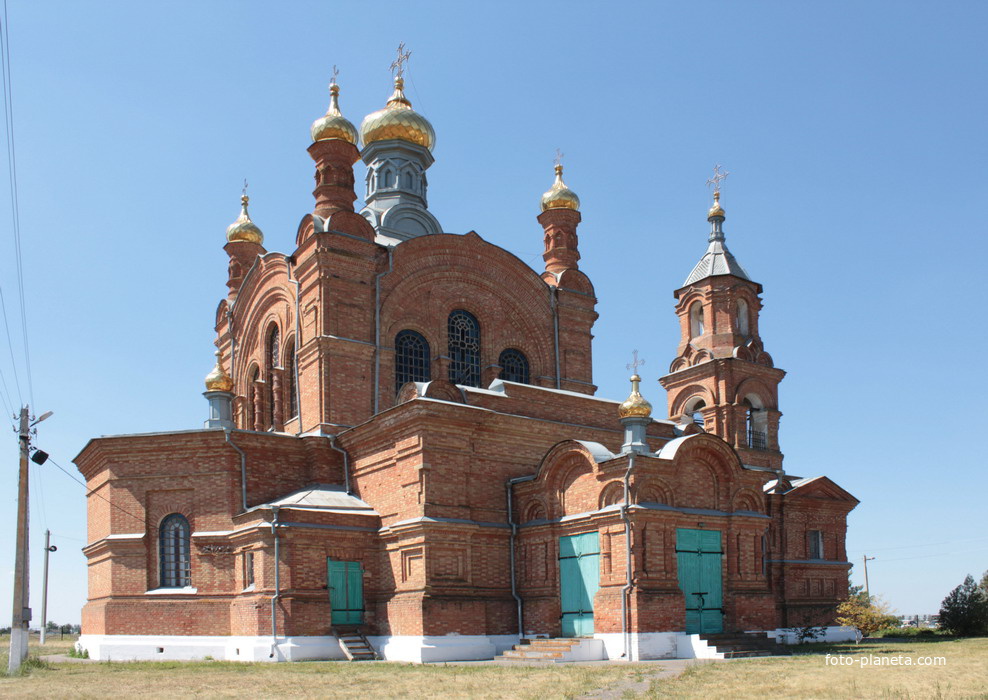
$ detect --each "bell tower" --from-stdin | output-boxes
[659,171,786,470]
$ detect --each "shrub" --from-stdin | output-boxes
[938,575,988,637]
[835,594,898,636]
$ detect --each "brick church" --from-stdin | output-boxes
[76,60,858,662]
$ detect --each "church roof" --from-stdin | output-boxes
[263,484,378,515]
[683,238,751,285]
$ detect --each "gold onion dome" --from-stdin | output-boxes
[360,77,436,151]
[708,190,726,219]
[618,374,653,419]
[204,351,234,392]
[540,164,581,212]
[226,194,264,245]
[311,82,358,145]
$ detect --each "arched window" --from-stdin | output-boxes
[381,168,395,188]
[689,302,704,338]
[159,514,191,588]
[737,299,750,337]
[395,330,431,394]
[246,366,260,430]
[266,326,280,428]
[498,349,529,384]
[401,170,414,189]
[744,395,768,449]
[448,310,480,387]
[683,396,706,427]
[285,342,298,419]
[266,326,280,371]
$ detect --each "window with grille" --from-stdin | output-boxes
[159,513,191,588]
[243,551,255,590]
[286,343,298,419]
[395,330,431,394]
[447,310,480,387]
[498,348,529,384]
[266,326,280,427]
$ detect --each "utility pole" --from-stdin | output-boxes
[8,406,31,673]
[39,529,56,645]
[863,555,876,601]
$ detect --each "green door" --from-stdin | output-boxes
[676,528,723,634]
[559,532,600,637]
[327,559,364,625]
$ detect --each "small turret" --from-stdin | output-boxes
[204,350,235,429]
[538,159,582,279]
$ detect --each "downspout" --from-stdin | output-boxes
[329,435,351,495]
[550,285,561,389]
[224,429,248,512]
[507,474,536,639]
[270,505,281,658]
[621,453,636,660]
[286,257,303,434]
[373,248,395,415]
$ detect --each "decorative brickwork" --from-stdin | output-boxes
[76,80,857,663]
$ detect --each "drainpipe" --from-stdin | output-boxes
[373,248,395,415]
[550,286,561,389]
[270,505,282,658]
[224,429,248,512]
[507,474,536,639]
[329,435,351,495]
[286,257,303,434]
[621,452,636,660]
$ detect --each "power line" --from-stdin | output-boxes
[47,457,147,528]
[0,0,31,411]
[848,535,988,554]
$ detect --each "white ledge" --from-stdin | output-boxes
[145,587,198,595]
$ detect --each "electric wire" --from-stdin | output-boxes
[848,535,988,554]
[48,457,147,528]
[0,0,31,411]
[32,458,48,530]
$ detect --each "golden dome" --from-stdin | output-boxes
[311,82,358,145]
[204,351,234,392]
[618,374,653,419]
[360,77,436,151]
[226,194,264,245]
[540,165,581,212]
[707,190,726,219]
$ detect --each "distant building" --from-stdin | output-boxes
[76,66,858,662]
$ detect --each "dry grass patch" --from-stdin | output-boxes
[648,638,988,699]
[0,650,638,699]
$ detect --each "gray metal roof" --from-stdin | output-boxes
[684,238,751,285]
[264,484,378,514]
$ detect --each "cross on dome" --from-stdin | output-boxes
[706,164,729,194]
[390,42,412,79]
[626,349,645,375]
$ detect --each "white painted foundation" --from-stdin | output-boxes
[78,633,520,663]
[595,632,682,660]
[78,626,856,663]
[765,625,857,644]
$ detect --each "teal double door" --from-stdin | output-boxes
[327,559,364,625]
[558,532,600,637]
[676,528,723,634]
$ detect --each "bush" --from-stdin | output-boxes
[835,594,899,636]
[938,575,988,637]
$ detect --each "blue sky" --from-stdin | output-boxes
[0,1,984,625]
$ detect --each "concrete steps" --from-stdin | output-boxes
[698,632,791,658]
[495,637,604,663]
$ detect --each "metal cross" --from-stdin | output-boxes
[390,42,412,78]
[706,164,729,192]
[626,349,645,373]
[554,149,564,168]
[330,64,339,87]
[242,179,248,198]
